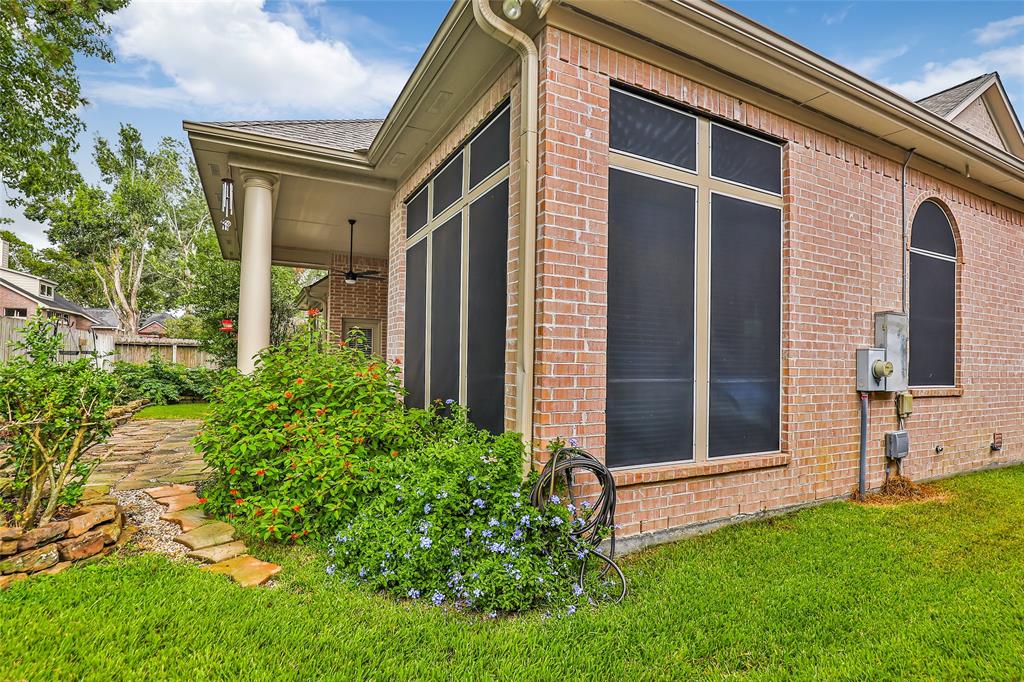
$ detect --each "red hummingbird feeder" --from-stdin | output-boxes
[219,319,236,334]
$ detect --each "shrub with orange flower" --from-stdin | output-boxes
[194,318,434,541]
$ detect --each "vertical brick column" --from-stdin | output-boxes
[532,28,611,465]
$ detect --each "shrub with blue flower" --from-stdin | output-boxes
[327,406,589,614]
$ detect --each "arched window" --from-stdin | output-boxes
[909,200,957,386]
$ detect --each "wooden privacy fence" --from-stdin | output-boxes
[114,335,215,368]
[0,318,215,368]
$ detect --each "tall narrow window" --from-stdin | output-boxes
[708,194,781,457]
[430,214,461,404]
[607,169,696,466]
[404,240,427,408]
[403,101,511,428]
[467,181,510,433]
[909,200,957,387]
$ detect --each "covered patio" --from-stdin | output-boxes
[184,119,394,372]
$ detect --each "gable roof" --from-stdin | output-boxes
[196,119,384,154]
[84,307,121,330]
[917,74,993,117]
[0,276,99,323]
[140,312,173,329]
[915,72,1024,158]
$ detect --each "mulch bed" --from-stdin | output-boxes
[858,474,950,506]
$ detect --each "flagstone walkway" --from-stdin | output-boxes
[84,418,281,587]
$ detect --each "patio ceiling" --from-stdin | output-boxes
[186,125,395,269]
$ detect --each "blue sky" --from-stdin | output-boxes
[5,0,1024,247]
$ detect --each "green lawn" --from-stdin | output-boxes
[133,402,210,420]
[3,466,1024,679]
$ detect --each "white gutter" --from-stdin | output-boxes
[471,0,539,472]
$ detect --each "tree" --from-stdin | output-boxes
[187,227,302,367]
[0,0,127,212]
[35,125,194,331]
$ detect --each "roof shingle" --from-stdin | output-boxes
[199,119,384,153]
[916,74,993,118]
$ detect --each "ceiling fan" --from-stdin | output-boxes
[342,218,382,284]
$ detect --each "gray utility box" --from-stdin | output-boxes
[856,348,891,392]
[874,311,909,393]
[885,430,910,460]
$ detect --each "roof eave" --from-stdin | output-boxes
[560,0,1024,198]
[366,0,473,167]
[183,121,376,171]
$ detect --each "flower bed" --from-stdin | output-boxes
[196,318,609,614]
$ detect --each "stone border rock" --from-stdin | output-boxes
[144,484,282,588]
[0,498,137,589]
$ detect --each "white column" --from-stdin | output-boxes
[236,172,276,374]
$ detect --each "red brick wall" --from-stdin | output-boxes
[0,286,37,318]
[327,253,389,356]
[384,26,1024,544]
[532,26,1024,539]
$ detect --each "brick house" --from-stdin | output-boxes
[187,0,1024,546]
[0,240,100,331]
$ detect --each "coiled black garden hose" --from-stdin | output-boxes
[529,447,627,603]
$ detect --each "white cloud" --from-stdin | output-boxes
[842,45,910,77]
[881,45,1024,101]
[822,4,852,26]
[87,0,410,119]
[972,15,1024,46]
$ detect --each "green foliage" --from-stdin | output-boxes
[195,319,592,613]
[0,0,126,209]
[195,317,432,540]
[112,354,219,405]
[162,313,204,340]
[329,407,590,614]
[0,313,117,528]
[185,227,303,367]
[29,124,204,330]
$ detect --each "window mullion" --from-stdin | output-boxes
[694,118,712,463]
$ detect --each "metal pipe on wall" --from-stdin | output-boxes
[859,391,869,498]
[901,148,916,313]
[471,0,540,474]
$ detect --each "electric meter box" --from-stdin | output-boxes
[856,348,891,392]
[874,311,909,393]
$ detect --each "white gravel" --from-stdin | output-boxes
[113,490,189,560]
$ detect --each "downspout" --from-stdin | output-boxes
[900,148,916,313]
[471,0,539,473]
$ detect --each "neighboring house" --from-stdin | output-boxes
[0,239,100,330]
[186,0,1024,545]
[138,313,173,337]
[84,308,123,334]
[85,308,178,337]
